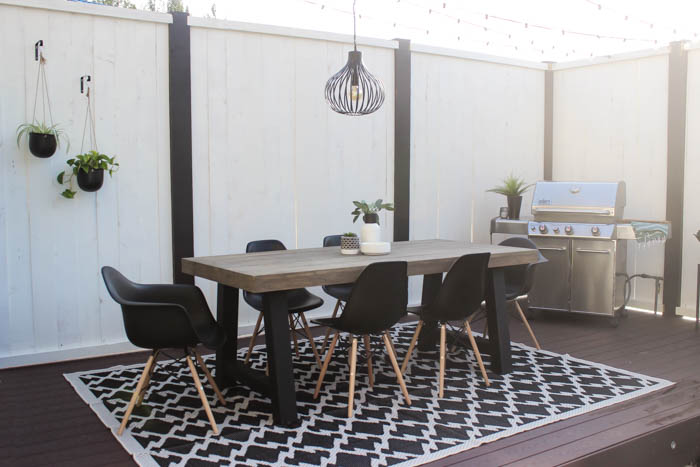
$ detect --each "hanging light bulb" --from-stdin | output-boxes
[325,0,385,116]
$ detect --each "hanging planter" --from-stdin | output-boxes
[16,40,69,158]
[57,76,119,199]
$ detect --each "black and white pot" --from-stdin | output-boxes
[507,195,523,220]
[28,132,57,158]
[340,236,360,255]
[77,168,104,192]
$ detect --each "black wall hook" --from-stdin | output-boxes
[35,40,43,61]
[80,75,92,94]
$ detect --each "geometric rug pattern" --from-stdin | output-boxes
[65,322,672,467]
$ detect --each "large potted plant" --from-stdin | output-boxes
[487,175,533,220]
[57,150,119,199]
[351,199,394,243]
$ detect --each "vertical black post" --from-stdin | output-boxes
[393,39,411,241]
[543,65,554,181]
[663,41,688,317]
[168,12,194,284]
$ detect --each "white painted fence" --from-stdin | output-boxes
[552,53,670,311]
[0,2,172,366]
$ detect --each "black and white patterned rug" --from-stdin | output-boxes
[65,322,672,467]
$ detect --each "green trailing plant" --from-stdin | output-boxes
[351,199,394,224]
[57,150,119,199]
[487,174,533,197]
[342,232,357,237]
[16,122,69,151]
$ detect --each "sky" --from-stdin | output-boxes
[135,0,700,62]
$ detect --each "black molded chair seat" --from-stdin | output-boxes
[321,283,353,302]
[243,288,324,314]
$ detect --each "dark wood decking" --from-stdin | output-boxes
[3,310,700,466]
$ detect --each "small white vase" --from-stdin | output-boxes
[360,222,381,243]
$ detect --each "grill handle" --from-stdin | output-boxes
[532,207,612,215]
[575,248,611,255]
[538,246,567,252]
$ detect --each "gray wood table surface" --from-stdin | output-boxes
[183,239,538,426]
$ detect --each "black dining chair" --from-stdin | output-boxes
[320,235,355,353]
[401,253,492,397]
[472,237,547,350]
[243,239,323,368]
[312,261,411,418]
[101,266,226,436]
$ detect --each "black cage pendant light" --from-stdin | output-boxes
[325,0,385,116]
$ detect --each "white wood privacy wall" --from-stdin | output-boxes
[0,2,172,365]
[188,19,396,325]
[409,47,545,302]
[552,54,669,311]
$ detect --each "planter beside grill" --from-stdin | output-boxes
[77,168,104,192]
[28,132,57,158]
[507,195,523,220]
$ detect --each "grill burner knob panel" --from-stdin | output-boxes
[539,224,548,234]
[591,226,600,236]
[565,225,573,235]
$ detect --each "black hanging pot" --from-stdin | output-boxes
[363,213,379,224]
[507,195,523,220]
[28,132,57,158]
[77,168,104,192]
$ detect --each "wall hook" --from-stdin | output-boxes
[80,75,92,94]
[35,40,44,62]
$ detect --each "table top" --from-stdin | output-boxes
[182,239,539,293]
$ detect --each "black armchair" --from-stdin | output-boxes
[101,266,226,435]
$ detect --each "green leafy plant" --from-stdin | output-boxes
[351,199,394,224]
[57,150,119,199]
[16,122,69,151]
[487,174,533,197]
[342,232,357,237]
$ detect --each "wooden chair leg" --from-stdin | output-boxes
[364,335,374,389]
[515,301,541,350]
[193,349,226,406]
[314,331,339,399]
[465,321,490,386]
[118,352,156,436]
[299,312,323,368]
[137,350,159,407]
[401,320,423,374]
[289,314,300,358]
[383,332,411,405]
[347,337,358,418]
[185,354,219,435]
[321,300,341,354]
[244,312,264,365]
[439,324,446,398]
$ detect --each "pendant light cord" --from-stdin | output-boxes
[353,0,357,51]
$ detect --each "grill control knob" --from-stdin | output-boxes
[553,226,560,233]
[591,226,600,236]
[531,225,536,232]
[539,224,548,234]
[565,225,573,235]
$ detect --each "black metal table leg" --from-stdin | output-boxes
[262,291,299,427]
[417,273,443,351]
[485,268,512,374]
[216,284,239,387]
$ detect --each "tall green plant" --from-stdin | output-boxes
[487,174,533,197]
[351,199,394,224]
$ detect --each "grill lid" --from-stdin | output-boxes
[531,181,626,221]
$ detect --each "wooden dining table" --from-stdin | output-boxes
[182,239,538,427]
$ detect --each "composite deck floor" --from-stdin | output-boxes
[3,309,700,466]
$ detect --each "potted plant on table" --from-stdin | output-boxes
[57,150,119,199]
[340,232,360,255]
[487,175,533,220]
[351,199,394,243]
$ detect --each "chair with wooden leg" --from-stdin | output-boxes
[401,253,492,397]
[320,235,355,353]
[312,261,411,418]
[467,237,547,350]
[101,266,227,436]
[242,240,324,369]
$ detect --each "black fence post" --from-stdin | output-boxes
[393,39,411,242]
[663,41,688,317]
[168,12,194,284]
